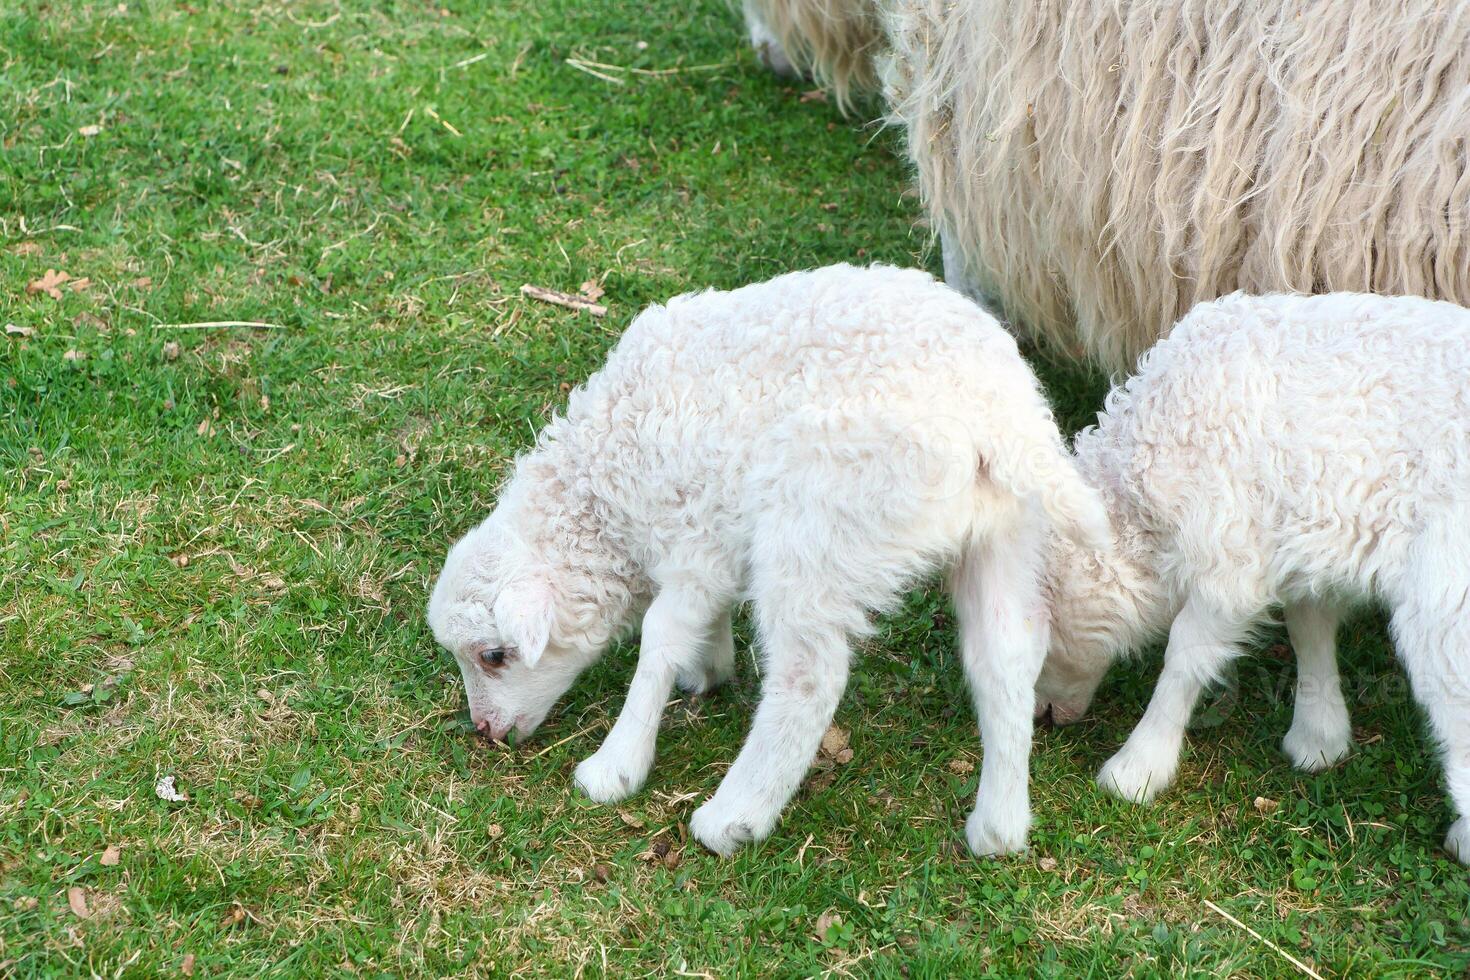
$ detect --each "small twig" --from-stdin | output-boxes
[153,320,285,330]
[422,106,461,137]
[527,721,607,760]
[564,58,625,85]
[450,52,489,70]
[319,212,385,261]
[571,57,734,77]
[520,283,607,317]
[1203,900,1326,980]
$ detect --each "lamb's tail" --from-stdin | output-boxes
[977,401,1113,554]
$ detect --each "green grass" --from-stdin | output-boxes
[2,0,1467,975]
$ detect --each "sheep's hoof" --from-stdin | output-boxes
[689,799,765,857]
[1097,744,1176,805]
[754,40,799,79]
[1446,818,1470,866]
[573,752,644,805]
[1282,719,1353,773]
[965,806,1029,858]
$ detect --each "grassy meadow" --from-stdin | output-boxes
[1,0,1467,975]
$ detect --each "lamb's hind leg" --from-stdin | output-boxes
[1390,523,1470,865]
[1099,594,1252,804]
[950,509,1049,857]
[676,609,736,696]
[1282,600,1353,772]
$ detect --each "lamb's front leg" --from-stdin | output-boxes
[574,589,721,804]
[1099,595,1248,804]
[950,516,1048,857]
[1282,600,1352,772]
[689,628,850,856]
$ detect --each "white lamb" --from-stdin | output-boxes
[428,264,1109,857]
[1033,292,1470,864]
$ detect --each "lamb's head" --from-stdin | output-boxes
[427,516,607,742]
[1034,523,1167,726]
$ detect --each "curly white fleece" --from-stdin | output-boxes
[428,263,1108,858]
[1036,291,1470,864]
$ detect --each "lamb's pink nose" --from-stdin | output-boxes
[475,716,513,742]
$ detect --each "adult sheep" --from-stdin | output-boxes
[746,0,1470,369]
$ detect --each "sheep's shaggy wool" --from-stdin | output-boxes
[882,0,1470,367]
[741,0,882,110]
[1033,292,1470,863]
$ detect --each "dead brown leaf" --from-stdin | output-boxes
[219,904,247,929]
[819,724,849,759]
[5,323,33,338]
[618,811,646,829]
[67,887,89,918]
[99,845,121,867]
[578,279,605,302]
[62,349,86,362]
[181,953,197,976]
[799,88,828,104]
[806,770,836,792]
[78,124,103,137]
[1038,856,1058,872]
[26,269,73,300]
[813,911,841,941]
[947,758,975,775]
[1253,796,1280,814]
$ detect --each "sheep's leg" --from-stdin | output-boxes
[1390,524,1470,865]
[743,0,798,78]
[676,609,737,696]
[687,476,866,855]
[687,413,976,856]
[1282,600,1353,772]
[574,589,723,804]
[950,513,1048,857]
[941,227,987,305]
[1099,594,1249,804]
[689,624,851,856]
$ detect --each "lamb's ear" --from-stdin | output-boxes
[494,579,555,668]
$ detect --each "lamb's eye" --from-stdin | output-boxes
[479,647,508,668]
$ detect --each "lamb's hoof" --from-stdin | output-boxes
[965,806,1029,858]
[1446,818,1470,866]
[689,799,768,857]
[573,752,645,805]
[1282,720,1353,773]
[1098,744,1176,805]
